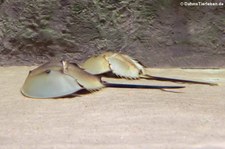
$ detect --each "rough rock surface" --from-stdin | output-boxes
[0,0,224,67]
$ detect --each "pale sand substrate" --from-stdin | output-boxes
[0,67,225,149]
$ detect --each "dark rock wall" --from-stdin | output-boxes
[0,0,224,67]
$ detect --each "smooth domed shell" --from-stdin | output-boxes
[81,55,111,75]
[21,70,82,99]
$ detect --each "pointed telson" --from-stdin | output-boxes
[81,52,217,86]
[21,60,185,99]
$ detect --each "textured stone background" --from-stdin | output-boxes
[0,0,224,67]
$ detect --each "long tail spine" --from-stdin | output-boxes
[143,75,217,86]
[103,82,185,89]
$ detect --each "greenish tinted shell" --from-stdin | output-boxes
[21,61,83,99]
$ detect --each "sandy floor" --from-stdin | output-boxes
[0,67,225,149]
